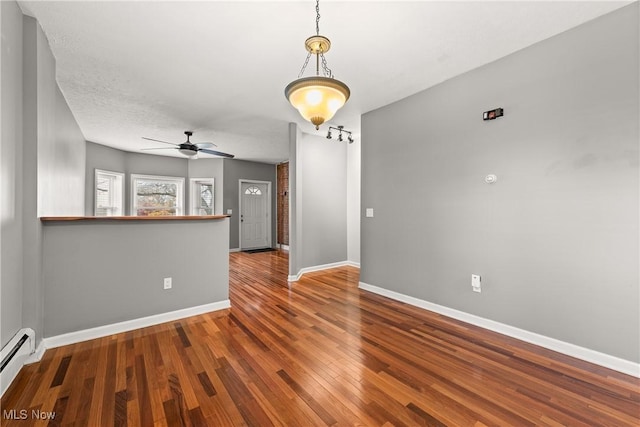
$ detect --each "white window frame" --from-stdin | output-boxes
[190,178,215,215]
[131,174,185,216]
[94,169,124,216]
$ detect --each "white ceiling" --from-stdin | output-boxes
[18,0,630,164]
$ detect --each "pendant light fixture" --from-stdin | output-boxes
[285,0,350,130]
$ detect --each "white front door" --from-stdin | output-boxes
[240,182,269,249]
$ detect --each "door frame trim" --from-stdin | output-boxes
[238,179,272,251]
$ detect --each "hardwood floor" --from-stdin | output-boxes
[2,250,639,426]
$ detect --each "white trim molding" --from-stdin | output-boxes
[41,300,230,351]
[25,342,46,366]
[288,260,359,282]
[229,248,241,253]
[359,282,640,378]
[189,177,215,215]
[130,173,185,216]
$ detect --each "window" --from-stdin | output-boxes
[244,185,262,195]
[190,178,214,215]
[131,174,184,216]
[95,169,124,216]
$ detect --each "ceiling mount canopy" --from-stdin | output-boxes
[285,0,350,130]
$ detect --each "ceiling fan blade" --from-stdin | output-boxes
[198,148,235,159]
[194,142,217,149]
[141,147,177,151]
[141,137,178,146]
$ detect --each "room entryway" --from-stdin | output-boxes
[276,162,289,249]
[239,180,271,250]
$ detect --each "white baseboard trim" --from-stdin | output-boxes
[42,300,231,351]
[288,260,357,282]
[277,244,290,251]
[345,260,360,268]
[229,248,241,253]
[25,341,46,365]
[359,282,639,378]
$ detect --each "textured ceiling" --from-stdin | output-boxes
[18,1,630,163]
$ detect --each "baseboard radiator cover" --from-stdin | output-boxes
[1,328,36,397]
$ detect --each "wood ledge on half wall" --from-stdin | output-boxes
[40,215,230,222]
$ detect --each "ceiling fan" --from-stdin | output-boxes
[142,131,234,158]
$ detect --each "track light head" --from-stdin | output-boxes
[326,125,353,144]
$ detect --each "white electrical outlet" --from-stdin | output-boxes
[226,209,232,215]
[471,274,481,293]
[164,277,172,290]
[366,208,374,218]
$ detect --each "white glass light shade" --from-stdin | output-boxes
[178,147,197,157]
[285,76,350,129]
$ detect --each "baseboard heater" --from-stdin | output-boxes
[1,328,35,397]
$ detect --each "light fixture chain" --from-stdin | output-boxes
[316,0,320,35]
[320,52,333,78]
[298,51,312,78]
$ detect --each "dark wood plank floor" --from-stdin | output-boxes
[2,250,639,426]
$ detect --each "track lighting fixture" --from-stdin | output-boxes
[325,125,354,144]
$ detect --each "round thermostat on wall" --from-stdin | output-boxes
[484,174,497,184]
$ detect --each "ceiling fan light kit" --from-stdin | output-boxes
[178,146,197,157]
[285,0,350,130]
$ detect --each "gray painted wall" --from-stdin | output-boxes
[347,128,361,264]
[2,5,233,352]
[38,86,86,216]
[298,133,348,268]
[125,152,189,215]
[1,0,24,348]
[85,142,226,216]
[361,4,639,362]
[288,124,349,276]
[30,19,85,217]
[288,123,301,276]
[21,15,49,347]
[9,14,86,348]
[42,219,229,337]
[223,159,276,249]
[125,152,188,178]
[85,143,227,216]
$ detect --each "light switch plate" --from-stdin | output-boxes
[471,274,481,293]
[366,208,374,218]
[226,209,232,215]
